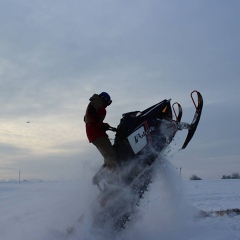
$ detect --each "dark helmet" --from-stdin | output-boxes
[99,92,112,106]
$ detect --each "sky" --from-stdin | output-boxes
[0,0,239,181]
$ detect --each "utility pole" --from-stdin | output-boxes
[19,170,20,184]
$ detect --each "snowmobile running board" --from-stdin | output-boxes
[180,90,203,149]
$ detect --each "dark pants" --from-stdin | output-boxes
[92,136,117,169]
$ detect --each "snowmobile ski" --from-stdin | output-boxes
[181,90,203,149]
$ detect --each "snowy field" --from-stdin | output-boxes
[0,168,240,240]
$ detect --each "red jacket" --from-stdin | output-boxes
[84,94,108,143]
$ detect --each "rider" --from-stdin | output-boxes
[84,92,117,171]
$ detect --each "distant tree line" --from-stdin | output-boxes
[222,173,240,179]
[190,174,202,180]
[189,172,240,180]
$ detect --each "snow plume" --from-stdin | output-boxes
[123,155,194,240]
[71,156,195,240]
[0,154,195,240]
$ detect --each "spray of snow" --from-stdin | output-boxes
[64,154,195,240]
[119,155,193,240]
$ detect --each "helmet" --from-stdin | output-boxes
[99,92,112,106]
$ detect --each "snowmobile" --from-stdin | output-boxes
[91,90,203,232]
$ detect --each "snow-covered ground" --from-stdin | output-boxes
[0,165,240,240]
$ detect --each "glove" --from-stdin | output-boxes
[109,127,117,132]
[102,123,110,131]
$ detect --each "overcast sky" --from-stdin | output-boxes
[0,0,239,180]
